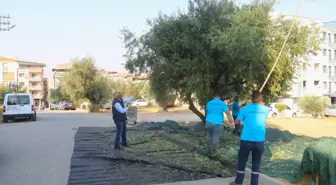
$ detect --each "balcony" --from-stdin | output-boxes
[32,94,43,99]
[29,86,43,91]
[29,77,43,82]
[28,68,43,73]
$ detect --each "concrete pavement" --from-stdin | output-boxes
[0,112,113,185]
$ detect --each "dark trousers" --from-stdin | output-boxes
[234,140,264,185]
[232,116,241,136]
[114,121,127,149]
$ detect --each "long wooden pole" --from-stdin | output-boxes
[259,0,303,92]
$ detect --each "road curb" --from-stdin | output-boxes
[245,168,287,185]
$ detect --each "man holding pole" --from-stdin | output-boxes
[230,91,269,185]
[112,92,133,150]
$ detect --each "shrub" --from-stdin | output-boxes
[275,104,287,112]
[298,96,330,118]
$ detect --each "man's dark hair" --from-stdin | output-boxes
[251,91,263,103]
[212,91,220,97]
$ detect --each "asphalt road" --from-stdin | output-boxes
[0,112,114,185]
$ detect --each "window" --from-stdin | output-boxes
[334,50,336,59]
[7,95,30,105]
[329,49,332,60]
[323,49,327,56]
[314,63,320,71]
[303,81,307,88]
[334,34,336,43]
[323,32,327,40]
[323,65,327,73]
[3,72,8,76]
[329,82,332,91]
[329,66,332,76]
[32,82,37,86]
[314,81,320,87]
[19,73,24,77]
[335,66,336,75]
[324,82,327,89]
[329,33,332,43]
[2,63,8,70]
[31,74,37,78]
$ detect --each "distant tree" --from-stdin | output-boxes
[0,84,26,103]
[60,57,109,112]
[299,96,330,118]
[49,87,68,102]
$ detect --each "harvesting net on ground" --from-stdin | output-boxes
[125,120,334,183]
[68,120,335,185]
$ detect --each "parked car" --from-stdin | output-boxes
[324,104,336,117]
[50,102,59,110]
[131,99,149,107]
[2,93,37,123]
[266,103,298,118]
[58,100,76,110]
[102,101,112,110]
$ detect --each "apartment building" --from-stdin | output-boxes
[273,14,336,105]
[103,70,149,82]
[51,62,72,89]
[0,56,47,106]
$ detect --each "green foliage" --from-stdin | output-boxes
[49,87,68,102]
[0,83,27,104]
[60,57,109,112]
[107,79,155,101]
[298,95,330,118]
[121,0,320,120]
[275,104,286,112]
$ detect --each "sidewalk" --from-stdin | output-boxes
[155,177,249,185]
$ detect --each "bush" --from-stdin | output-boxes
[275,104,287,112]
[298,96,330,118]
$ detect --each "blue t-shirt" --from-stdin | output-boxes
[232,101,240,117]
[237,103,269,142]
[205,98,229,125]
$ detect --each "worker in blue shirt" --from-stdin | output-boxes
[230,91,270,185]
[231,97,241,136]
[205,92,235,155]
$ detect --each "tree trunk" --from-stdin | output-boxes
[186,94,206,125]
[89,102,100,112]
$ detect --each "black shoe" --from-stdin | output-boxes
[122,143,128,147]
[114,146,121,150]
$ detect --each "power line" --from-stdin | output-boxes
[0,14,16,32]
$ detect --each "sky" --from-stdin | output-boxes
[0,0,335,81]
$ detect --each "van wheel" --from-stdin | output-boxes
[32,113,37,121]
[3,116,9,123]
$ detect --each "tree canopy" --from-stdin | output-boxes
[122,0,320,122]
[60,57,109,111]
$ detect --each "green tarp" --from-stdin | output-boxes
[145,120,336,184]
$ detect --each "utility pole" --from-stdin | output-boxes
[0,14,16,32]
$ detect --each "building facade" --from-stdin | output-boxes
[0,56,47,106]
[269,14,335,106]
[51,62,72,89]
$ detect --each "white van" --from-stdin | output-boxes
[2,93,37,123]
